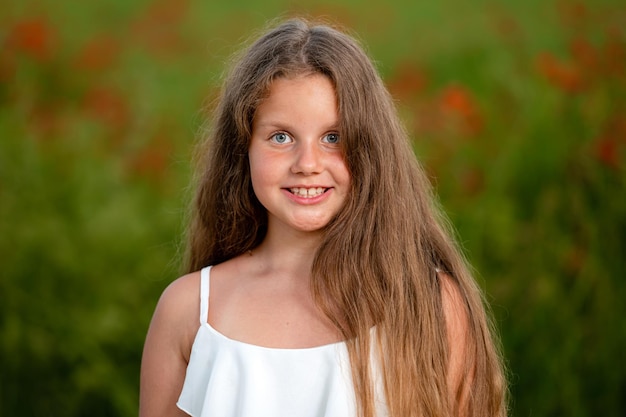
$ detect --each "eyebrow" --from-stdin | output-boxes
[254,120,340,131]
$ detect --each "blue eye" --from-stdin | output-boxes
[271,133,292,144]
[323,133,340,144]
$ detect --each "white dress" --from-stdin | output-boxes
[177,266,374,417]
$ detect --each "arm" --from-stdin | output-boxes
[440,272,473,417]
[139,273,200,417]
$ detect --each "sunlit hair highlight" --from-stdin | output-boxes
[186,17,507,417]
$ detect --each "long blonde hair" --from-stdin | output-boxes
[186,18,507,417]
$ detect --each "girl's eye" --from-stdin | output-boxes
[323,133,340,144]
[271,132,292,144]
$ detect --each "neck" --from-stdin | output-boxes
[251,225,323,280]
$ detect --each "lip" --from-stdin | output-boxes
[282,186,333,204]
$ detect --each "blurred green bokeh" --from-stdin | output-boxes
[1,0,624,416]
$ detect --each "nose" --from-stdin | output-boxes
[291,140,322,175]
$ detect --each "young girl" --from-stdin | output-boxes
[140,18,507,417]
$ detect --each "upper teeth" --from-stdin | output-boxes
[290,187,325,198]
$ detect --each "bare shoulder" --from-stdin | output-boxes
[139,271,201,417]
[438,270,469,332]
[153,271,202,347]
[157,272,201,318]
[438,270,473,415]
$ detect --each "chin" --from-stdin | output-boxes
[294,225,326,233]
[291,220,330,233]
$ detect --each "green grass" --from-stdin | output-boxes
[1,0,625,415]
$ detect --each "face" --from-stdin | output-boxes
[249,74,350,236]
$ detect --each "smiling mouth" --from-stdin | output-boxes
[289,187,328,198]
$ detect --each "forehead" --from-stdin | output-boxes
[254,74,338,126]
[265,73,336,100]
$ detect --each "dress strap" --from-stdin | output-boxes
[199,266,212,325]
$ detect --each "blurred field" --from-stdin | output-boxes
[1,0,625,415]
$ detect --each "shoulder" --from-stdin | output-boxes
[438,270,470,355]
[158,271,201,314]
[438,270,473,414]
[139,271,202,417]
[438,270,469,334]
[151,271,203,355]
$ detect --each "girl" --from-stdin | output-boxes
[140,18,507,417]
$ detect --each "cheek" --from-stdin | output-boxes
[333,155,351,188]
[248,153,276,202]
[248,157,264,193]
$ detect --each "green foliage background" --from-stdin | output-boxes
[1,0,624,415]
